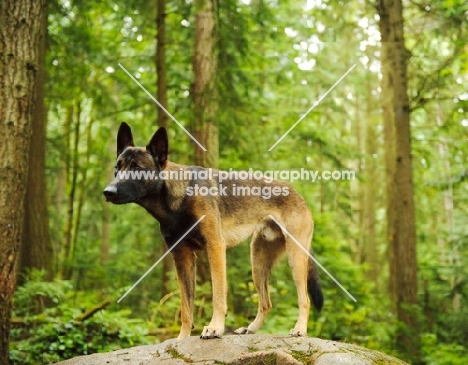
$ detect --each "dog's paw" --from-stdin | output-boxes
[289,328,307,337]
[200,326,223,339]
[234,327,252,335]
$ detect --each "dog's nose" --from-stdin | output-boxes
[103,186,117,201]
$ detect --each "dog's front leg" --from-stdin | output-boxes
[201,241,227,339]
[173,247,196,339]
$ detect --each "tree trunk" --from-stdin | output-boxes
[53,162,66,274]
[71,115,93,289]
[192,0,218,167]
[19,0,53,283]
[61,102,81,279]
[363,124,378,284]
[156,0,168,130]
[378,0,420,362]
[378,0,396,300]
[364,77,378,285]
[390,0,419,360]
[155,0,173,296]
[0,0,45,362]
[192,0,218,286]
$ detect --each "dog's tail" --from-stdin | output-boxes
[307,254,324,312]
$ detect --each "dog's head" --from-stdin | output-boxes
[103,122,168,204]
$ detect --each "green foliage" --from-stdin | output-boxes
[10,272,150,365]
[422,333,468,365]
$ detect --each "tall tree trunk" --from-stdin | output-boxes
[378,0,396,300]
[71,115,94,289]
[156,0,168,130]
[155,0,173,295]
[0,0,45,362]
[53,162,66,273]
[192,0,218,285]
[193,0,218,167]
[57,105,72,277]
[378,0,420,362]
[364,76,378,285]
[363,125,378,284]
[19,0,53,283]
[390,0,419,361]
[61,102,81,279]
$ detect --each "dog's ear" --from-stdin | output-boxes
[117,122,134,157]
[147,127,168,166]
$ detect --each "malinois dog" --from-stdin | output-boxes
[103,122,323,339]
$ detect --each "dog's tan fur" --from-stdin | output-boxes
[104,123,323,339]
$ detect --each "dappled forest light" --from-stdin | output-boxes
[0,0,467,364]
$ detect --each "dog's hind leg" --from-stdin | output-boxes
[234,225,285,335]
[173,246,197,339]
[284,227,313,337]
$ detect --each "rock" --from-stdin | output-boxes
[53,334,408,365]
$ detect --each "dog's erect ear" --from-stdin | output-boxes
[146,127,168,166]
[117,122,135,157]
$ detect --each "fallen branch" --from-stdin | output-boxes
[73,298,112,322]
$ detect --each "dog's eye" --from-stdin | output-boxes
[114,165,118,177]
[131,161,141,170]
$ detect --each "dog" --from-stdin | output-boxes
[103,122,323,339]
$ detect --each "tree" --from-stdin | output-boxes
[192,0,218,167]
[156,0,168,130]
[19,0,54,283]
[155,0,173,295]
[0,0,46,363]
[60,103,81,280]
[378,0,420,362]
[192,0,219,285]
